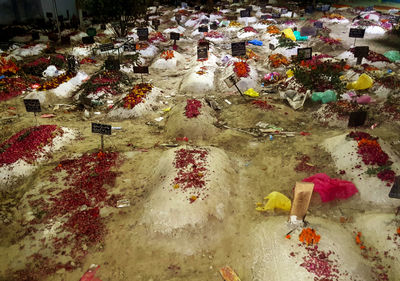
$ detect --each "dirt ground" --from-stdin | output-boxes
[0,4,400,281]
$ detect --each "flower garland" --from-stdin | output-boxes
[0,125,63,166]
[243,26,258,33]
[161,50,174,60]
[325,13,346,20]
[299,228,321,245]
[267,25,280,34]
[233,61,250,78]
[205,31,224,38]
[229,21,242,28]
[347,131,395,184]
[38,72,75,91]
[185,99,202,118]
[123,83,152,109]
[268,54,290,68]
[0,57,19,75]
[80,57,97,64]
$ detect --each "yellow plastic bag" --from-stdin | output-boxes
[256,191,291,212]
[244,88,259,97]
[286,69,294,78]
[282,28,296,41]
[346,73,373,90]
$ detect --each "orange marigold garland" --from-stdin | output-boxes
[299,228,321,245]
[0,57,19,75]
[123,83,153,109]
[269,54,290,68]
[267,25,280,34]
[38,72,75,91]
[161,50,174,60]
[233,61,250,78]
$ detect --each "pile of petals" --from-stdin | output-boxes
[37,72,75,91]
[252,100,275,110]
[325,100,360,118]
[347,131,395,183]
[303,173,358,202]
[80,57,97,64]
[228,21,242,27]
[243,26,258,33]
[0,125,63,166]
[319,36,341,45]
[123,83,152,109]
[0,77,28,101]
[185,99,202,118]
[267,25,280,34]
[173,148,208,202]
[349,48,390,63]
[80,70,128,99]
[22,54,66,76]
[325,13,346,20]
[205,31,224,38]
[298,245,341,280]
[269,54,290,68]
[299,228,321,245]
[233,61,250,77]
[161,50,175,60]
[136,42,149,50]
[0,57,19,75]
[148,32,167,43]
[28,152,120,265]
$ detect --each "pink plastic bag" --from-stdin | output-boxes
[302,173,358,202]
[80,265,102,281]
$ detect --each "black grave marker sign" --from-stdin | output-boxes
[348,111,367,127]
[67,55,78,73]
[240,10,250,17]
[100,43,114,52]
[92,123,112,135]
[24,99,41,113]
[272,13,281,18]
[389,176,400,199]
[199,25,208,32]
[314,21,323,28]
[281,8,288,14]
[152,19,160,26]
[197,47,208,60]
[210,22,218,30]
[321,4,331,12]
[231,42,246,57]
[170,32,180,40]
[297,47,312,60]
[300,26,317,37]
[349,28,365,38]
[133,66,149,74]
[354,46,369,58]
[124,43,136,52]
[104,56,120,70]
[82,36,95,44]
[137,28,149,41]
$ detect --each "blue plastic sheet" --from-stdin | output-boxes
[248,40,263,46]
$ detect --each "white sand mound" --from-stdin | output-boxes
[52,72,89,98]
[151,50,184,70]
[251,216,378,281]
[238,16,257,25]
[322,134,399,206]
[180,66,216,94]
[141,146,232,233]
[165,101,219,140]
[138,44,159,58]
[108,87,163,119]
[0,127,76,189]
[9,44,46,59]
[71,46,92,57]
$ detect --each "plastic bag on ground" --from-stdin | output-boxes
[282,28,296,41]
[346,73,373,90]
[302,173,358,202]
[80,265,102,281]
[256,191,291,211]
[356,95,371,104]
[293,30,308,41]
[248,39,263,46]
[384,50,400,62]
[244,88,259,97]
[311,90,337,104]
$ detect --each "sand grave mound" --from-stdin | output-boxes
[141,146,234,234]
[164,100,220,141]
